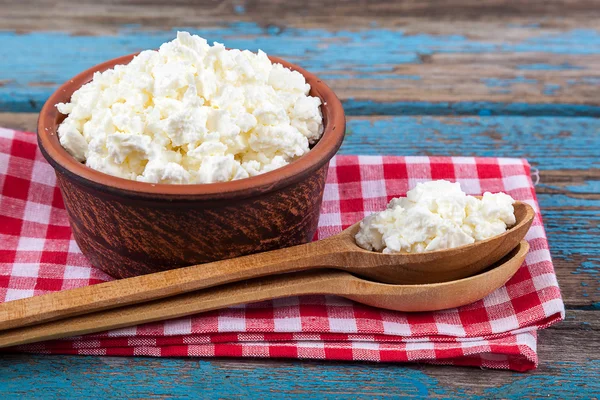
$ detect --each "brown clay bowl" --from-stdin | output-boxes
[37,53,345,279]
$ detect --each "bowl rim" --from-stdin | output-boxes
[37,53,345,200]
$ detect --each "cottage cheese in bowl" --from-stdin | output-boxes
[355,180,516,253]
[56,32,323,184]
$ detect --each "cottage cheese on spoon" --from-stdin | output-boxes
[355,180,516,253]
[56,32,323,184]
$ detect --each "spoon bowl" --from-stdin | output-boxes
[0,241,529,348]
[341,240,529,312]
[328,200,535,284]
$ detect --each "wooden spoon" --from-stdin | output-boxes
[0,201,534,332]
[0,241,529,349]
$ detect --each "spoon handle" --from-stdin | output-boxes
[0,270,348,349]
[0,237,348,332]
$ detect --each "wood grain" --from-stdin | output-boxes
[2,2,600,111]
[4,113,599,169]
[2,0,600,32]
[1,321,598,398]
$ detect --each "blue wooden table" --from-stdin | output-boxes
[0,1,599,398]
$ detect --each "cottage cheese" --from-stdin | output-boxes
[355,180,516,253]
[56,32,323,184]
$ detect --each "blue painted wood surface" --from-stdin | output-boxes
[1,4,599,398]
[3,23,600,113]
[341,116,600,169]
[0,355,598,399]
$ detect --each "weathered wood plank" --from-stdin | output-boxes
[341,116,600,169]
[3,113,598,169]
[0,113,36,132]
[1,113,597,308]
[0,320,598,399]
[2,18,600,112]
[3,0,600,32]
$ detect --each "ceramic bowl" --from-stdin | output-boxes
[37,53,345,278]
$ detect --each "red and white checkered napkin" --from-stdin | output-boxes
[0,128,564,371]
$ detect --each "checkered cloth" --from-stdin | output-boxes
[0,127,564,371]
